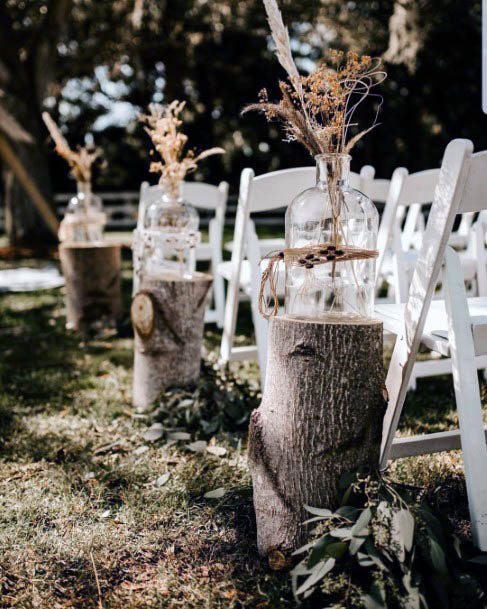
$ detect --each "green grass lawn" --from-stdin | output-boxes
[0,257,484,608]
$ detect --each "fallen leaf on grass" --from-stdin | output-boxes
[187,440,207,453]
[206,446,227,457]
[168,431,191,441]
[156,472,171,487]
[204,487,226,499]
[143,424,164,442]
[133,445,149,456]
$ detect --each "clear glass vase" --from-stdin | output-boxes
[284,153,379,320]
[142,183,200,280]
[59,182,106,243]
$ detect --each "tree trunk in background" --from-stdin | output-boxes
[132,273,212,411]
[2,113,56,248]
[248,317,386,556]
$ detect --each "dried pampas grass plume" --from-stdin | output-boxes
[262,0,303,99]
[42,112,100,185]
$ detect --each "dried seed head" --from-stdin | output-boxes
[305,263,314,269]
[305,253,314,260]
[319,249,328,255]
[336,249,344,256]
[326,254,335,261]
[298,258,307,265]
[278,251,285,259]
[328,245,336,251]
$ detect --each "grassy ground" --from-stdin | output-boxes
[0,256,484,608]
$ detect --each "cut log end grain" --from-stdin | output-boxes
[131,291,155,339]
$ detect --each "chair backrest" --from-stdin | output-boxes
[246,165,387,214]
[375,167,442,295]
[381,139,477,458]
[137,180,229,229]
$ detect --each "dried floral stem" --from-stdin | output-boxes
[245,1,386,157]
[42,112,100,185]
[139,101,224,199]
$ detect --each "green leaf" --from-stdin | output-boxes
[362,582,386,609]
[292,539,320,556]
[350,535,367,555]
[304,505,333,518]
[357,552,375,568]
[418,507,446,548]
[362,595,385,609]
[295,558,335,597]
[429,538,448,575]
[394,509,415,552]
[336,505,360,521]
[291,563,312,598]
[329,527,353,539]
[351,507,372,536]
[325,542,348,559]
[307,535,333,568]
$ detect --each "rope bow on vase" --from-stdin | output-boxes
[258,244,379,319]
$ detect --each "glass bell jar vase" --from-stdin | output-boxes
[142,183,200,280]
[59,182,106,243]
[284,153,379,321]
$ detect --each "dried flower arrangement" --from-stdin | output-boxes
[42,112,100,185]
[244,0,386,156]
[139,101,224,199]
[247,0,387,320]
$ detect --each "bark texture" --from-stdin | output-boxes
[132,273,212,411]
[59,243,122,332]
[248,316,386,556]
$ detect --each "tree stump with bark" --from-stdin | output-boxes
[131,273,212,411]
[248,316,386,556]
[59,242,122,332]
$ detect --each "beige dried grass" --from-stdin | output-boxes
[42,112,100,185]
[140,101,224,198]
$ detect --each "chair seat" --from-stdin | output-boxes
[375,297,487,357]
[408,231,469,251]
[380,249,476,281]
[224,237,285,256]
[217,259,286,296]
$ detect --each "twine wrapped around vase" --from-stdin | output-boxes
[258,243,378,319]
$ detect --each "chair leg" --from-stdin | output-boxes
[444,247,487,550]
[213,270,226,329]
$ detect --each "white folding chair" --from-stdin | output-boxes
[136,180,229,327]
[376,139,487,550]
[219,164,386,387]
[376,168,479,306]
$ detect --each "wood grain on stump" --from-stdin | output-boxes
[59,242,122,332]
[248,316,386,556]
[132,272,212,411]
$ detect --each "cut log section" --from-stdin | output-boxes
[132,273,212,411]
[248,316,386,556]
[59,242,122,332]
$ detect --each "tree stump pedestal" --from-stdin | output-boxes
[59,242,122,332]
[131,272,212,411]
[248,316,386,556]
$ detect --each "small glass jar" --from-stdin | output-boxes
[142,183,200,280]
[59,182,106,243]
[285,153,379,320]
